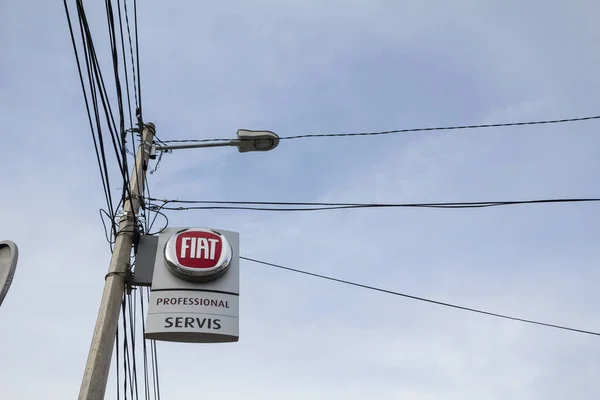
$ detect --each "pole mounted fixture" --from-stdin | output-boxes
[234,129,279,152]
[154,129,280,153]
[0,240,18,308]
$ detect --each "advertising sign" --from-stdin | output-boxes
[144,228,239,343]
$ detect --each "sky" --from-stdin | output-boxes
[1,0,600,399]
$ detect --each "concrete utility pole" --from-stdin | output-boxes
[79,123,156,400]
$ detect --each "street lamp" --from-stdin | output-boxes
[154,129,280,153]
[0,240,18,308]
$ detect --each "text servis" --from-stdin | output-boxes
[164,317,221,330]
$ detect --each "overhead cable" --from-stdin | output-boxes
[242,256,600,337]
[64,0,120,241]
[145,197,600,213]
[159,114,600,143]
[65,0,147,249]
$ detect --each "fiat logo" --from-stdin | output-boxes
[164,228,233,282]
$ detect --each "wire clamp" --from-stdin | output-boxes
[105,263,133,294]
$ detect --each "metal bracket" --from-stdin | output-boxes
[149,144,157,159]
[131,235,159,287]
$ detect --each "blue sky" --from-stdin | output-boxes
[1,1,600,399]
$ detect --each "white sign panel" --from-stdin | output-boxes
[144,227,239,343]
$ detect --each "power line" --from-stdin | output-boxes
[120,294,135,399]
[122,0,139,111]
[242,256,600,337]
[148,288,161,400]
[105,0,140,231]
[115,0,135,132]
[66,0,131,197]
[114,0,140,228]
[64,0,120,241]
[76,0,128,177]
[145,197,600,213]
[115,0,140,222]
[116,0,147,234]
[133,0,143,129]
[65,0,147,251]
[159,114,600,143]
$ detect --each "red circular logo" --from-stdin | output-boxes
[164,228,233,282]
[175,230,223,269]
